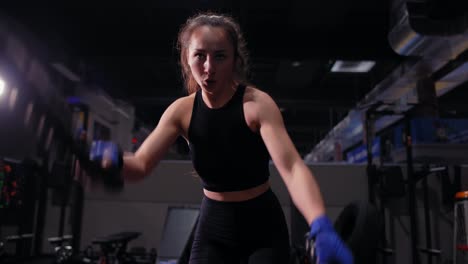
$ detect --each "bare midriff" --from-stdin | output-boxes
[203,181,270,202]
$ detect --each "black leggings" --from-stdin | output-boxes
[189,188,290,264]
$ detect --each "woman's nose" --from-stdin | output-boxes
[204,57,215,74]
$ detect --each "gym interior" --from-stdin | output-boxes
[0,1,467,264]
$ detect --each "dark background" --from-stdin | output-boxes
[1,0,466,156]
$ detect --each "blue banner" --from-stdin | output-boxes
[392,118,468,149]
[346,137,380,164]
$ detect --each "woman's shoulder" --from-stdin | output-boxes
[170,93,196,109]
[163,93,196,119]
[244,85,275,105]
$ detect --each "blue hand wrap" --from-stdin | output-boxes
[309,215,353,264]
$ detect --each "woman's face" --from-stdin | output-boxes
[187,25,236,93]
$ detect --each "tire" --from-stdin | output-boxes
[334,200,382,264]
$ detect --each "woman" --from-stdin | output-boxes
[119,12,352,264]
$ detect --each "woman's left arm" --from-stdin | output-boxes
[255,90,353,263]
[256,91,325,225]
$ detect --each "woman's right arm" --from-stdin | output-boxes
[122,98,184,182]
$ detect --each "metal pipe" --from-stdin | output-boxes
[405,115,420,264]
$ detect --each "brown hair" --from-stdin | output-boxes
[177,12,250,94]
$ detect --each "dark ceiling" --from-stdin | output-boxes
[1,1,407,155]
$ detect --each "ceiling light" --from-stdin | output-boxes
[331,60,375,73]
[292,61,301,67]
[0,78,5,96]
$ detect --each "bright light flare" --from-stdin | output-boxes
[0,78,5,96]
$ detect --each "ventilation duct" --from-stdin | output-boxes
[306,0,468,162]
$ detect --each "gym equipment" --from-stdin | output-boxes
[88,140,124,192]
[0,233,34,263]
[308,215,353,264]
[1,41,128,262]
[70,129,124,193]
[48,235,73,264]
[89,141,123,171]
[292,201,381,264]
[79,239,157,264]
[0,157,39,257]
[0,158,28,212]
[454,191,468,263]
[157,207,199,264]
[92,231,141,264]
[305,234,317,264]
[389,118,468,165]
[0,239,4,260]
[305,235,339,264]
[333,201,381,264]
[363,102,467,263]
[128,246,158,264]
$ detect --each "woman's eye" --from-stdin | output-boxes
[195,53,206,59]
[215,54,226,60]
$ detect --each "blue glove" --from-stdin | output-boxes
[309,215,353,264]
[88,140,124,192]
[89,140,123,170]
